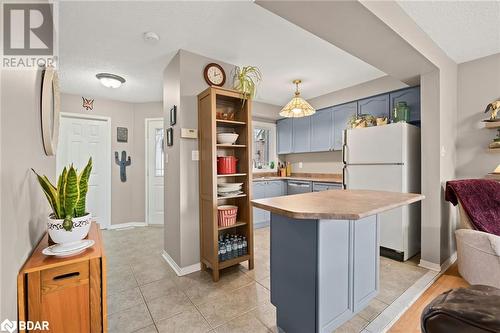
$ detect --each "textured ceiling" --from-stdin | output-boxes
[398,1,500,64]
[58,1,385,104]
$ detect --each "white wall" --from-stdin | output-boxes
[457,53,500,178]
[163,49,236,268]
[61,94,162,225]
[284,151,343,174]
[1,69,56,321]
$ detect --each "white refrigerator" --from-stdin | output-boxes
[342,123,421,261]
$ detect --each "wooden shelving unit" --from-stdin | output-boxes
[198,86,254,282]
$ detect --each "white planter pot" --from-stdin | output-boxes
[48,213,92,244]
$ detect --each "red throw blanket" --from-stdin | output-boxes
[445,179,500,236]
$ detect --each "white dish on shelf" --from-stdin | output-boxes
[218,191,243,197]
[217,133,239,145]
[42,240,95,257]
[217,184,243,191]
[218,182,244,188]
[218,187,243,194]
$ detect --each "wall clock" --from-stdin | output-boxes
[40,67,61,156]
[203,63,226,87]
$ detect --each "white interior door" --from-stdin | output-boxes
[57,114,111,228]
[146,119,164,225]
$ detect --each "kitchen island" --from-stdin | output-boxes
[252,189,424,333]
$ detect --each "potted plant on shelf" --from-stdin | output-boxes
[33,158,93,244]
[232,66,262,107]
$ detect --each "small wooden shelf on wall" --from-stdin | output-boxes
[198,86,254,282]
[484,121,500,129]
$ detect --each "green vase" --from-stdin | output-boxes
[393,101,410,123]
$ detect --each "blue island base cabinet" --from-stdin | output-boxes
[270,213,379,333]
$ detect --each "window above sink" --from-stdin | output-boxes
[252,120,277,173]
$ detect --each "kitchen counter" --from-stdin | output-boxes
[252,189,423,220]
[252,189,424,333]
[253,173,342,183]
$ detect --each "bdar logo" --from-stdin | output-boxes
[0,319,16,333]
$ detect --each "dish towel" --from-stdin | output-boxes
[445,179,500,236]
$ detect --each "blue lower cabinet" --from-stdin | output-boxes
[390,86,421,125]
[253,180,286,227]
[267,180,285,197]
[253,181,270,226]
[357,94,390,119]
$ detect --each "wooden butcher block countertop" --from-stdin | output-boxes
[252,189,424,220]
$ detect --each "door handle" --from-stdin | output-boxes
[342,166,346,190]
[342,144,347,164]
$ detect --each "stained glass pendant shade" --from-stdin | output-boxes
[280,80,316,118]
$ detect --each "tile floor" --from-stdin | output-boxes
[103,226,428,333]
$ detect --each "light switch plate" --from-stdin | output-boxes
[181,128,198,139]
[192,150,199,161]
[298,162,303,169]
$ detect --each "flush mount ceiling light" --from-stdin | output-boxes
[280,80,316,118]
[96,73,126,88]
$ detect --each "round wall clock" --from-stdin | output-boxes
[203,63,226,87]
[40,67,61,156]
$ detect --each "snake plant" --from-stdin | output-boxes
[232,66,262,106]
[33,158,92,231]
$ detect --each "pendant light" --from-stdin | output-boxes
[280,80,316,118]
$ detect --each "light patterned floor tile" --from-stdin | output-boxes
[107,302,153,333]
[155,306,211,333]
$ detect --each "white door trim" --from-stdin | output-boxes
[59,112,112,229]
[145,117,164,225]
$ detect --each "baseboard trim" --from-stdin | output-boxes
[161,250,201,276]
[419,252,457,272]
[106,222,147,230]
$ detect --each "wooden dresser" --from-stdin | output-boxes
[17,223,106,333]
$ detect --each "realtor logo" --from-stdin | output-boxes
[2,2,57,68]
[0,319,16,333]
[3,3,53,55]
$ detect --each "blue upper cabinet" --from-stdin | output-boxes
[310,108,333,152]
[332,102,357,151]
[389,86,421,125]
[358,94,390,119]
[277,118,293,154]
[292,116,311,153]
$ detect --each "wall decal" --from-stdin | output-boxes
[170,105,177,126]
[82,97,94,111]
[115,151,131,182]
[117,127,128,142]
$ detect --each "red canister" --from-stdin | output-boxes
[217,156,238,174]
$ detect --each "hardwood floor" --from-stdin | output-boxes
[388,263,469,333]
